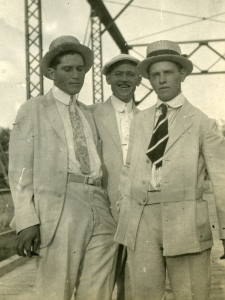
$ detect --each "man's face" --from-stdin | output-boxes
[148,61,186,102]
[106,62,141,103]
[48,53,85,95]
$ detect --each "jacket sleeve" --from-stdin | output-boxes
[9,101,40,233]
[201,116,225,239]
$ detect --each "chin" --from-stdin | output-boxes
[71,89,80,95]
[158,94,172,102]
[119,97,131,103]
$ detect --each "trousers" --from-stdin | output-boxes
[35,181,118,300]
[126,204,211,300]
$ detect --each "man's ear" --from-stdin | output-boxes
[180,68,187,82]
[47,67,55,80]
[136,74,142,86]
[105,73,111,85]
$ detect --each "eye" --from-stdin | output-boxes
[127,72,135,77]
[63,66,72,72]
[77,66,85,72]
[165,70,173,74]
[150,73,158,78]
[113,72,122,76]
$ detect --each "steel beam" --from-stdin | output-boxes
[24,0,43,99]
[87,0,128,53]
[90,9,104,103]
[128,38,225,75]
[101,0,134,34]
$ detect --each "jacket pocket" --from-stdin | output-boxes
[196,200,212,242]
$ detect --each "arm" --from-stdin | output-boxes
[9,101,40,256]
[201,117,225,256]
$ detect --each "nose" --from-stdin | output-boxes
[71,68,79,78]
[120,73,128,81]
[159,73,166,84]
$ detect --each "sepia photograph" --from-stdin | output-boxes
[0,0,225,299]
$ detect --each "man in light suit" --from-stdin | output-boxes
[93,54,141,299]
[9,35,117,300]
[94,54,141,221]
[115,40,225,300]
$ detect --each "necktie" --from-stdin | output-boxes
[146,103,169,168]
[69,98,91,174]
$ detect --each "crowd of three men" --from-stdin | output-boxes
[9,35,225,300]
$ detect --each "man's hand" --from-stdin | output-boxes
[220,239,225,260]
[17,225,40,257]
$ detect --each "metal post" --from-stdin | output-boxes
[24,0,43,99]
[90,9,104,103]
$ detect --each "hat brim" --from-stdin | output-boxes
[41,43,93,79]
[102,56,140,75]
[138,55,193,79]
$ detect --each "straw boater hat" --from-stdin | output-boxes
[102,54,140,75]
[41,35,93,79]
[138,40,193,79]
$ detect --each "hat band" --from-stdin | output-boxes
[147,49,180,58]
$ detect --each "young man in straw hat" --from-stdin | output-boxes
[93,54,141,299]
[9,35,118,300]
[115,40,225,300]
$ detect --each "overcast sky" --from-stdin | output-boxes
[1,0,225,128]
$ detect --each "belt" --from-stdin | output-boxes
[68,173,102,187]
[146,191,202,205]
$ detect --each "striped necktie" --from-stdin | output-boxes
[146,103,169,168]
[69,98,91,174]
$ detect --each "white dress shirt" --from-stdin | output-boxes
[150,92,185,190]
[111,95,134,165]
[53,86,102,177]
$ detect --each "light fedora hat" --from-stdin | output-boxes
[41,35,93,79]
[138,40,193,79]
[102,53,140,75]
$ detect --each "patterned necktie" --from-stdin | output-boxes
[146,103,169,168]
[69,98,91,174]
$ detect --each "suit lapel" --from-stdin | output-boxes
[141,106,156,151]
[165,99,195,153]
[43,91,66,144]
[99,98,122,152]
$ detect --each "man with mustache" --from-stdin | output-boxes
[93,54,141,299]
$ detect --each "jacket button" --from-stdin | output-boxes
[116,201,120,211]
[142,198,147,205]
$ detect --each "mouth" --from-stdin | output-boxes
[117,83,131,89]
[70,82,81,86]
[159,86,169,90]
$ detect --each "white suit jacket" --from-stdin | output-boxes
[9,90,100,248]
[115,98,225,256]
[93,97,138,221]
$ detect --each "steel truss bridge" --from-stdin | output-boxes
[24,0,225,104]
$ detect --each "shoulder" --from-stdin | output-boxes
[134,106,155,122]
[186,100,213,124]
[184,99,219,136]
[77,100,92,114]
[92,98,112,116]
[15,96,44,120]
[184,99,206,117]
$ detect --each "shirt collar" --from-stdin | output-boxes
[156,92,185,109]
[111,95,133,113]
[52,85,77,105]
